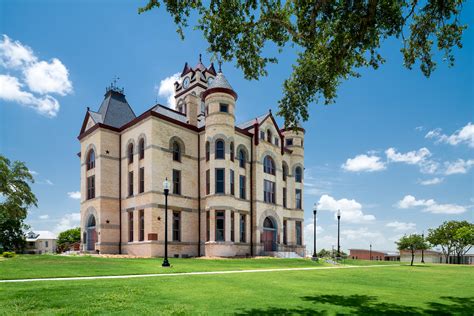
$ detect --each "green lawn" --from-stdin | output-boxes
[0,256,472,315]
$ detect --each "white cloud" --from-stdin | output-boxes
[39,214,49,220]
[342,227,384,241]
[0,34,36,68]
[396,195,466,214]
[419,177,443,185]
[67,191,81,200]
[24,58,72,95]
[54,212,80,233]
[386,221,416,232]
[317,194,376,223]
[385,147,431,165]
[29,170,39,176]
[341,154,386,172]
[304,223,324,251]
[426,122,474,148]
[443,159,474,175]
[156,73,180,108]
[0,34,71,117]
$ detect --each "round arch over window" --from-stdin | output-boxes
[263,156,276,175]
[139,138,145,160]
[215,139,225,159]
[238,148,247,168]
[295,166,303,183]
[128,143,134,164]
[86,149,95,170]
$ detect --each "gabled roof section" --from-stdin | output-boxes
[237,113,269,130]
[152,104,187,123]
[97,90,136,128]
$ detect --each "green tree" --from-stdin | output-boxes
[139,1,467,127]
[396,234,429,266]
[317,248,331,258]
[427,220,468,264]
[453,222,474,264]
[0,155,37,252]
[57,227,81,253]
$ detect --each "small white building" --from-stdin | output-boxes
[400,249,443,264]
[25,231,57,254]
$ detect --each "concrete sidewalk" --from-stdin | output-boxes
[0,264,400,283]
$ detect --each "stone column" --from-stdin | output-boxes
[225,209,231,242]
[235,213,241,243]
[209,209,215,241]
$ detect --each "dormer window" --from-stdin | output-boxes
[219,103,228,113]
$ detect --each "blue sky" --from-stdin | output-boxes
[1,0,472,252]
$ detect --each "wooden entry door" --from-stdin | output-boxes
[87,228,97,251]
[262,230,276,251]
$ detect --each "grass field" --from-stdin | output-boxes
[0,256,472,315]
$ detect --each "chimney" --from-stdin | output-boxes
[185,93,199,127]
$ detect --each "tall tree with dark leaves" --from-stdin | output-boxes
[139,0,467,127]
[397,234,429,266]
[0,155,37,252]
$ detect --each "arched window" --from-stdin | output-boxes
[263,156,275,175]
[215,140,225,159]
[205,141,210,161]
[295,166,302,183]
[282,162,288,181]
[139,139,145,160]
[230,142,234,162]
[172,142,181,162]
[86,149,95,170]
[267,130,272,142]
[239,149,246,168]
[128,143,134,164]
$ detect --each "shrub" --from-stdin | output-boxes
[2,251,16,258]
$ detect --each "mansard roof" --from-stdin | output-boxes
[97,90,136,128]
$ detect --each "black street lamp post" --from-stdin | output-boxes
[337,209,341,260]
[312,204,318,260]
[421,232,425,264]
[370,244,372,261]
[162,178,170,267]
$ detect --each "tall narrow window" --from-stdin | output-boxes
[230,170,235,195]
[173,211,181,241]
[215,211,225,241]
[239,175,246,199]
[206,169,210,195]
[215,140,225,159]
[139,167,144,193]
[128,143,134,164]
[295,189,302,209]
[283,187,287,208]
[260,131,265,140]
[86,149,95,170]
[264,180,275,204]
[87,175,95,199]
[286,138,293,146]
[240,214,246,242]
[283,220,287,245]
[274,137,279,146]
[215,168,225,194]
[139,210,144,241]
[219,103,228,113]
[239,149,246,168]
[139,139,145,160]
[282,163,288,181]
[206,141,210,161]
[173,142,181,162]
[128,171,133,197]
[128,212,134,242]
[231,212,235,242]
[263,156,275,175]
[230,142,234,161]
[295,167,303,183]
[206,211,210,241]
[296,221,302,245]
[267,130,272,142]
[173,169,181,195]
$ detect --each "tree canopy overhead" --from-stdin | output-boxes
[139,0,466,127]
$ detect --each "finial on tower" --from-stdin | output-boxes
[106,75,124,94]
[218,60,222,73]
[199,53,202,63]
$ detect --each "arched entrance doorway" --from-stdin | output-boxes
[86,215,97,251]
[262,217,277,251]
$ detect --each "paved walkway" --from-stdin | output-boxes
[0,264,400,283]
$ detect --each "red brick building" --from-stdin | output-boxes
[349,249,400,261]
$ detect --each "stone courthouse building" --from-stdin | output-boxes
[78,58,305,257]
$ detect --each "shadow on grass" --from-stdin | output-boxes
[236,295,473,315]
